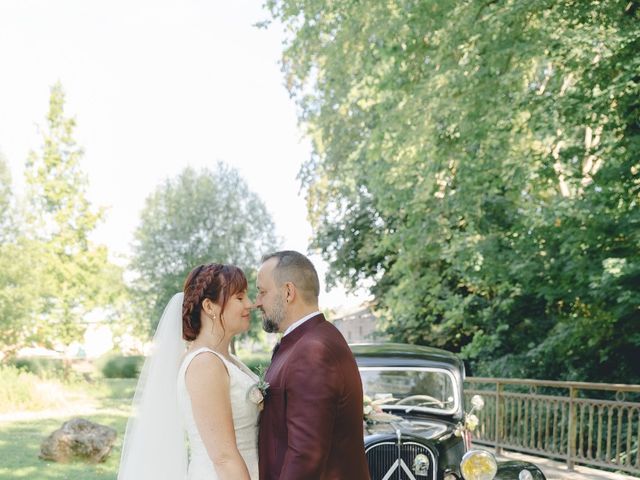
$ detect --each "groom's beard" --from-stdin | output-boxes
[261,295,286,333]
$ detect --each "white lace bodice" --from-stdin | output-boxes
[177,348,260,480]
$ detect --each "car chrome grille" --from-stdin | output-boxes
[366,441,436,480]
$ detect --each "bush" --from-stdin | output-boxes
[11,357,66,378]
[99,355,144,379]
[0,364,69,413]
[239,352,271,375]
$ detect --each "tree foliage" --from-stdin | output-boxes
[0,155,35,352]
[0,152,14,242]
[0,239,44,353]
[0,83,127,354]
[268,0,640,382]
[131,164,277,334]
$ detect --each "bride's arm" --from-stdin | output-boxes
[185,352,251,480]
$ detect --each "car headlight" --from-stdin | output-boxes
[519,470,534,480]
[460,450,498,480]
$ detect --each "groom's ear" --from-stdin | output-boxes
[284,282,296,304]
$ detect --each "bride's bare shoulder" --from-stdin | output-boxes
[185,350,229,384]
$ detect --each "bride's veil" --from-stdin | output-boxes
[118,292,188,479]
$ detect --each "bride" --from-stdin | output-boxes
[118,263,260,480]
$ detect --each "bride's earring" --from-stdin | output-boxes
[212,314,224,334]
[208,312,217,334]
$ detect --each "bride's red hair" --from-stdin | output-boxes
[181,263,248,341]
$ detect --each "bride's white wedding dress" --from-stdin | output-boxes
[118,293,259,480]
[177,347,260,480]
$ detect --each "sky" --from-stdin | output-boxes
[0,0,368,310]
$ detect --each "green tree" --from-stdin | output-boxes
[0,153,35,356]
[21,82,126,349]
[268,0,640,382]
[131,164,278,336]
[0,151,13,242]
[0,239,44,356]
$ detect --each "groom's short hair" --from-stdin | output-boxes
[261,250,320,304]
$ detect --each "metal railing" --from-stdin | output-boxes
[464,377,640,476]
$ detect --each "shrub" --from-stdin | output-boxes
[100,355,144,379]
[239,353,271,375]
[11,357,66,378]
[0,364,69,413]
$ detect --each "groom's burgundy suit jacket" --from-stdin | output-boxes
[258,314,370,480]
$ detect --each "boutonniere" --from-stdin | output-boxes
[248,366,270,411]
[363,395,402,424]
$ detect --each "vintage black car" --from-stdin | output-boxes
[351,343,546,480]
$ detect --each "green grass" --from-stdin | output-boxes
[0,379,136,480]
[0,353,271,479]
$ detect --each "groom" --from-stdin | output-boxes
[255,251,369,480]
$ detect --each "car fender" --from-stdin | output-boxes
[495,460,546,479]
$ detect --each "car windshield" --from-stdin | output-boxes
[360,367,458,414]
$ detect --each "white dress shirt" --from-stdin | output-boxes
[283,310,321,337]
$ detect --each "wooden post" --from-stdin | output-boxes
[568,386,577,470]
[495,382,503,455]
